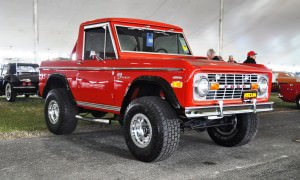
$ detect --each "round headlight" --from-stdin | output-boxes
[258,77,268,96]
[195,77,210,97]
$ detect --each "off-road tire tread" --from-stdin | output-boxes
[125,96,180,162]
[207,113,259,147]
[45,88,78,135]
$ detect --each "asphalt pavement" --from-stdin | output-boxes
[0,110,300,180]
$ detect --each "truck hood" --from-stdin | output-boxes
[121,55,271,74]
[183,59,271,74]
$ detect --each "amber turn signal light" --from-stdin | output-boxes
[171,81,183,88]
[251,83,259,90]
[210,83,220,90]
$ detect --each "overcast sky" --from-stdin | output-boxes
[0,0,299,71]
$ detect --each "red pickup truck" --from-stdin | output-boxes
[39,18,273,162]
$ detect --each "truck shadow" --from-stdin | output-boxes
[42,127,216,162]
[62,128,134,160]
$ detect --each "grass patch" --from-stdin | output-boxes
[269,93,298,110]
[0,97,46,132]
[0,96,118,136]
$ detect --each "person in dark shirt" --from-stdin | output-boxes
[212,56,222,61]
[243,51,257,64]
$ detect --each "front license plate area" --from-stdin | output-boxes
[242,91,257,101]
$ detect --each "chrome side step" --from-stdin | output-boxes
[75,115,110,124]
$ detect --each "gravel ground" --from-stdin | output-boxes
[0,110,299,180]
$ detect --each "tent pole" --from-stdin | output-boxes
[33,0,39,63]
[218,0,224,57]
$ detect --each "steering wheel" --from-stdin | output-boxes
[155,48,168,53]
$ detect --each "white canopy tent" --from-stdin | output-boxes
[0,0,299,71]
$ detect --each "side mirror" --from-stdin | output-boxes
[90,51,103,61]
[77,60,83,65]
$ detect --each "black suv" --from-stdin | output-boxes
[0,63,39,102]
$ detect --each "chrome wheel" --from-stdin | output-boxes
[215,116,238,136]
[130,113,152,148]
[48,100,60,124]
[5,83,11,101]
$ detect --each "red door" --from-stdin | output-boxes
[76,60,115,105]
[75,22,119,112]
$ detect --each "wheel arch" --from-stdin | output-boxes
[120,76,182,116]
[1,80,8,92]
[2,78,12,93]
[3,75,12,85]
[296,93,300,100]
[42,73,74,100]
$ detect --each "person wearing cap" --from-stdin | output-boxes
[207,49,221,61]
[228,55,237,63]
[243,51,257,64]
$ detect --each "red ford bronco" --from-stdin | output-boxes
[39,18,273,162]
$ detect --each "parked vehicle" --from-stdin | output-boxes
[277,72,300,84]
[271,71,280,92]
[279,82,300,108]
[0,63,39,102]
[39,18,273,162]
[272,71,300,92]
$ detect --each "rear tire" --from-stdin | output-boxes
[44,88,78,135]
[5,83,16,102]
[207,113,259,147]
[296,96,300,109]
[124,97,180,162]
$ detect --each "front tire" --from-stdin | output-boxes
[124,97,180,162]
[5,83,16,102]
[207,113,259,147]
[45,88,78,135]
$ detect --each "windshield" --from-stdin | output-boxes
[16,65,38,73]
[287,73,295,77]
[116,26,191,55]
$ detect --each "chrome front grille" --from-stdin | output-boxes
[207,74,258,100]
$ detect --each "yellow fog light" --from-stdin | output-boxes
[171,81,183,88]
[210,83,220,90]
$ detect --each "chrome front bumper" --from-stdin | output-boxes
[185,101,274,118]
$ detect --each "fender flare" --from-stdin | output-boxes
[121,76,182,114]
[42,73,72,98]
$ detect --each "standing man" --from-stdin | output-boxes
[243,51,257,64]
